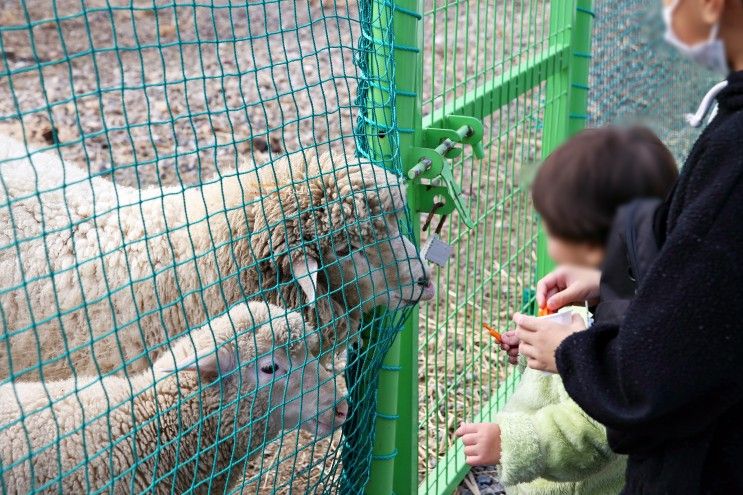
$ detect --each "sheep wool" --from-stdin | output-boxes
[0,138,433,380]
[0,301,347,494]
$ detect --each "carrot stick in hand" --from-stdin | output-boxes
[482,322,503,344]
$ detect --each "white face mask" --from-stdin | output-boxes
[662,0,730,75]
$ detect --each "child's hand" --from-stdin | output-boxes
[536,266,601,311]
[514,312,586,372]
[499,330,520,365]
[455,422,502,466]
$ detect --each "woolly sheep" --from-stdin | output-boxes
[0,137,435,380]
[0,301,348,494]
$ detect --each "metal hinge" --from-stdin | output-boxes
[406,115,484,228]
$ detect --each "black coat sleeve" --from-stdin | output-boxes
[555,140,743,454]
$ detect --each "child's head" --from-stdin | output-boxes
[532,126,678,268]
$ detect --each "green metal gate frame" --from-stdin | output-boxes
[357,0,594,493]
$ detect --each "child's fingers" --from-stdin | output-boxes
[499,341,515,353]
[515,327,535,346]
[513,313,541,331]
[536,271,559,307]
[546,286,558,305]
[457,423,478,436]
[518,341,537,360]
[501,330,519,346]
[460,433,479,446]
[454,423,470,437]
[463,445,479,457]
[465,454,486,466]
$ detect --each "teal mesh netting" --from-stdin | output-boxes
[0,1,416,493]
[588,0,719,163]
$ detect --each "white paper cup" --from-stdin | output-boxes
[536,310,574,375]
[538,311,574,325]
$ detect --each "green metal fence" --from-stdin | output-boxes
[358,0,594,493]
[0,0,593,493]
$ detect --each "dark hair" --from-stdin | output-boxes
[532,126,678,245]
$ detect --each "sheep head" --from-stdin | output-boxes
[158,302,348,446]
[247,151,436,316]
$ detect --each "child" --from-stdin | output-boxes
[455,126,678,494]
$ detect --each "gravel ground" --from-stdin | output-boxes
[0,0,361,187]
[457,466,506,495]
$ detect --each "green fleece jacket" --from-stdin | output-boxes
[495,308,626,494]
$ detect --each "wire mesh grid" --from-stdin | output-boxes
[588,0,719,163]
[417,0,553,488]
[0,1,420,493]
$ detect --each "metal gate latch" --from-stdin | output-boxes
[406,114,484,229]
[421,204,452,267]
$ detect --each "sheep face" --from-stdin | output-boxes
[252,151,436,315]
[320,227,436,313]
[147,303,346,493]
[251,343,348,438]
[167,302,347,444]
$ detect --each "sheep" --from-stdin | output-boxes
[0,137,435,380]
[0,301,348,494]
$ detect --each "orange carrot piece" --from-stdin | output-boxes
[538,306,555,317]
[482,322,503,344]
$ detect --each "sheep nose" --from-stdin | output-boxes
[335,401,348,423]
[417,276,430,287]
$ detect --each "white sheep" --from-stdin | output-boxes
[0,137,435,380]
[0,301,348,494]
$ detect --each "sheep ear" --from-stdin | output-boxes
[293,256,319,308]
[166,345,237,383]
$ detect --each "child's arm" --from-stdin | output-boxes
[496,396,618,486]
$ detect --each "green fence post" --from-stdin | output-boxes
[360,0,424,494]
[537,0,594,280]
[388,1,425,492]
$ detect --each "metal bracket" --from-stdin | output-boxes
[406,115,484,229]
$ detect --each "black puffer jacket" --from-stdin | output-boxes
[594,198,662,327]
[555,70,743,494]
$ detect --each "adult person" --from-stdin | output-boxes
[513,0,743,493]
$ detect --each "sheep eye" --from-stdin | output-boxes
[260,363,280,374]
